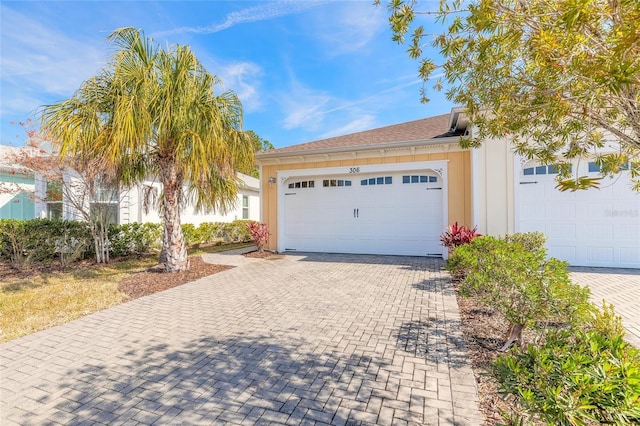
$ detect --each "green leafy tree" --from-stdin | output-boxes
[377,0,640,190]
[242,130,273,177]
[41,27,254,272]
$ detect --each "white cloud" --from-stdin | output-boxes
[311,1,386,55]
[319,115,377,139]
[156,1,328,37]
[280,83,332,131]
[0,5,105,115]
[216,62,263,113]
[278,74,425,139]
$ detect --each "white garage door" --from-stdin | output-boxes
[518,162,640,268]
[283,172,443,256]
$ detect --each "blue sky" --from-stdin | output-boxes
[0,0,452,149]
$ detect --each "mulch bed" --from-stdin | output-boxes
[454,285,515,424]
[117,256,232,300]
[243,250,284,259]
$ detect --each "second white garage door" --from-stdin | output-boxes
[282,171,443,256]
[518,161,640,268]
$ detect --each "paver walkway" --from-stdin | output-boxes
[1,253,483,425]
[570,267,640,348]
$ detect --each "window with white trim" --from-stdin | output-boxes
[242,195,249,219]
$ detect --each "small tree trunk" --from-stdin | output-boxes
[160,163,188,272]
[500,323,525,351]
[158,225,168,265]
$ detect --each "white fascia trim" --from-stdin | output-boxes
[275,160,449,258]
[257,136,462,162]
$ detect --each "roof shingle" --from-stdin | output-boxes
[261,113,455,157]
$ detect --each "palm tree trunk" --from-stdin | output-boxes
[160,161,189,272]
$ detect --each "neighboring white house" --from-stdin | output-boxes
[33,172,260,226]
[0,143,260,225]
[257,107,640,268]
[125,173,260,225]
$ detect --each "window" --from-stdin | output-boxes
[402,175,438,184]
[524,164,572,176]
[361,176,392,186]
[588,162,600,173]
[323,179,351,187]
[90,203,118,225]
[242,195,249,219]
[288,180,315,189]
[46,180,63,202]
[47,202,63,220]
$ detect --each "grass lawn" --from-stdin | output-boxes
[0,242,253,343]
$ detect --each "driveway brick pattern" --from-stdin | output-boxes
[1,253,483,425]
[570,267,640,348]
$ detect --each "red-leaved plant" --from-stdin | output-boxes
[440,222,481,252]
[247,222,270,253]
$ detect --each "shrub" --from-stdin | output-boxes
[503,231,546,254]
[180,223,200,247]
[0,219,84,270]
[451,234,591,350]
[440,222,481,252]
[247,222,269,252]
[108,222,162,257]
[54,220,92,267]
[493,302,640,425]
[229,220,253,242]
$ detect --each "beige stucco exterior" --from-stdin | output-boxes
[258,141,473,252]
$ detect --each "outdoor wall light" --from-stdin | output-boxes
[268,177,277,184]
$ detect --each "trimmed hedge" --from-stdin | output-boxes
[0,219,255,269]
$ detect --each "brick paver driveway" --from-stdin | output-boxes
[570,267,640,348]
[1,252,483,425]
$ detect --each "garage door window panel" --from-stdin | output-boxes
[402,175,438,184]
[288,180,315,189]
[361,176,392,186]
[323,179,351,187]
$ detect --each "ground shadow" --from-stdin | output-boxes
[569,266,640,276]
[290,251,446,271]
[394,318,473,370]
[13,333,391,425]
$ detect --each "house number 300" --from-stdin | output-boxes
[349,167,360,173]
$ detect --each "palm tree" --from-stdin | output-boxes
[41,27,254,271]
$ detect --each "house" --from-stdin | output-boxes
[256,107,640,268]
[0,144,260,225]
[0,145,36,220]
[34,172,260,226]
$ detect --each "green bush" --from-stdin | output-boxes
[503,231,547,254]
[228,219,253,242]
[53,220,92,267]
[180,223,200,247]
[450,234,591,349]
[0,219,88,270]
[108,222,162,257]
[493,302,640,425]
[0,219,253,268]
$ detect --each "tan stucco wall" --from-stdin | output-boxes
[259,150,472,252]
